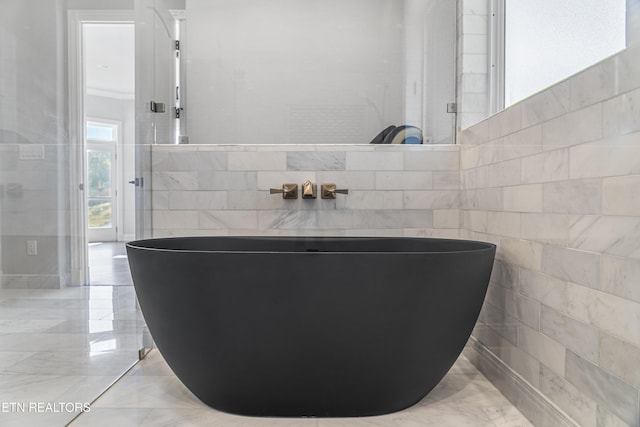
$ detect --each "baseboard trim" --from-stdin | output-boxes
[0,274,63,289]
[464,336,579,427]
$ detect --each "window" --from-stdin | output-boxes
[503,0,626,107]
[86,121,117,142]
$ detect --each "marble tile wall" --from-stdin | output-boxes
[456,0,491,130]
[0,144,69,289]
[150,145,460,238]
[460,43,640,427]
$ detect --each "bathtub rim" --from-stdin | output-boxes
[126,236,496,255]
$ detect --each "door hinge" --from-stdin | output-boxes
[446,102,457,113]
[175,40,180,50]
[175,107,183,119]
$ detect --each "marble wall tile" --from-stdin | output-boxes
[197,171,257,191]
[521,213,570,245]
[603,174,640,216]
[227,152,286,171]
[460,73,488,93]
[541,245,600,289]
[569,215,640,259]
[600,255,640,303]
[603,89,640,137]
[256,171,316,190]
[344,191,403,210]
[150,172,198,191]
[359,210,433,229]
[501,125,543,162]
[478,300,518,345]
[404,150,460,171]
[540,305,599,363]
[503,184,542,213]
[499,239,543,271]
[459,120,489,146]
[227,191,294,210]
[152,191,169,210]
[460,38,640,427]
[515,293,540,330]
[472,141,501,167]
[566,282,640,347]
[542,179,602,214]
[539,364,598,427]
[403,228,460,239]
[461,187,503,211]
[375,171,433,190]
[518,323,566,377]
[570,59,618,110]
[287,151,346,171]
[616,91,640,136]
[433,209,460,229]
[345,152,403,170]
[403,190,460,210]
[199,210,259,230]
[542,104,603,150]
[463,210,488,234]
[257,210,318,230]
[487,158,521,187]
[500,344,541,388]
[166,151,227,171]
[433,171,460,190]
[487,212,521,238]
[462,53,489,73]
[316,171,375,190]
[521,81,571,127]
[596,405,633,427]
[518,268,568,315]
[462,0,489,14]
[615,43,640,92]
[168,191,227,210]
[315,210,360,230]
[566,351,639,427]
[152,211,198,230]
[599,333,640,389]
[569,133,640,179]
[521,148,570,184]
[488,104,522,140]
[490,259,519,290]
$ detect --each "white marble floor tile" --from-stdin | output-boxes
[0,259,143,427]
[68,408,152,427]
[91,375,205,409]
[72,351,533,427]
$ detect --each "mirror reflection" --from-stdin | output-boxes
[184,0,457,145]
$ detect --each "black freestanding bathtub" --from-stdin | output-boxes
[126,236,495,417]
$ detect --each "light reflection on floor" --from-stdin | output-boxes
[0,242,143,427]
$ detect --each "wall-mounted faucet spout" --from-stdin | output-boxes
[302,180,317,199]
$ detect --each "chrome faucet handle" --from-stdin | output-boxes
[270,183,298,199]
[320,183,349,199]
[302,180,317,199]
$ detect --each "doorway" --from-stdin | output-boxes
[71,16,136,285]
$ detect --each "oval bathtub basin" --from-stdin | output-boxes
[126,236,496,417]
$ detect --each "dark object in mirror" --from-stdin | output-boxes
[369,125,396,144]
[370,125,423,144]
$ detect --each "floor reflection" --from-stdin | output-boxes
[0,242,143,427]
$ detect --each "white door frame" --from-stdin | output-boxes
[68,10,134,286]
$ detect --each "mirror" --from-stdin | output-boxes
[184,0,458,145]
